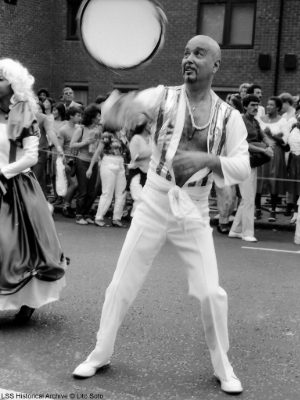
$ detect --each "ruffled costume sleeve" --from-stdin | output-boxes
[214,109,251,188]
[0,101,40,179]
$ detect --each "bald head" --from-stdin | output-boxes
[182,35,221,86]
[186,35,221,62]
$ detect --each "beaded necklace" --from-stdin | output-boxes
[184,90,213,140]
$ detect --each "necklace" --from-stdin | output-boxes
[184,90,212,140]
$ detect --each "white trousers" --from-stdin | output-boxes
[129,173,143,216]
[87,172,234,380]
[231,168,257,237]
[96,156,126,221]
[215,185,236,224]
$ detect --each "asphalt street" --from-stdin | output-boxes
[0,216,299,400]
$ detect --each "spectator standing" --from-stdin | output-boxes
[32,102,63,199]
[279,93,297,216]
[286,110,300,223]
[127,112,152,216]
[239,82,251,99]
[256,97,289,222]
[70,104,101,225]
[215,94,243,234]
[280,93,297,127]
[229,94,243,114]
[50,102,67,204]
[57,106,82,217]
[229,95,273,241]
[37,88,55,116]
[62,87,82,112]
[87,127,127,227]
[247,84,265,118]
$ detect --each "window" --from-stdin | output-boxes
[198,0,256,48]
[66,0,82,40]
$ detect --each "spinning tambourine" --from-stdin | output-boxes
[77,0,167,70]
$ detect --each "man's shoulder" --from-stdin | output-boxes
[165,85,182,92]
[70,101,82,109]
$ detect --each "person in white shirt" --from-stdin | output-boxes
[256,97,289,222]
[286,109,300,223]
[73,35,250,394]
[279,92,298,217]
[127,112,152,216]
[62,87,82,112]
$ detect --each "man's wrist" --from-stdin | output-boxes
[205,153,218,170]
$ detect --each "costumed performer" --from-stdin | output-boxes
[73,36,250,395]
[0,58,67,323]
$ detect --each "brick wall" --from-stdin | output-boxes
[0,0,300,105]
[0,0,55,92]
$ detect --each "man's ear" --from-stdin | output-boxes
[213,59,221,74]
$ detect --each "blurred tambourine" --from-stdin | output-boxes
[77,0,167,70]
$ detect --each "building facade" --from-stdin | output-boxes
[0,0,299,105]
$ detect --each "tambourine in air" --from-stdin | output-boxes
[77,0,167,70]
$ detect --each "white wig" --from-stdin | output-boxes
[0,58,38,113]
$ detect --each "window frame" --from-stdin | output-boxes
[197,0,256,49]
[66,0,82,41]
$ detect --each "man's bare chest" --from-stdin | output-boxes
[177,114,209,153]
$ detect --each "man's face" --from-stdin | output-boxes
[245,101,259,117]
[181,37,220,84]
[63,88,74,102]
[253,88,262,101]
[0,71,12,100]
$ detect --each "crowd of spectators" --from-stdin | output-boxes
[218,83,300,242]
[34,84,300,239]
[35,86,152,227]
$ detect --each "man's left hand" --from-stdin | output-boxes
[173,150,210,187]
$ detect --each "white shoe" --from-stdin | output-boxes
[242,236,258,242]
[47,202,54,215]
[94,219,106,227]
[228,231,242,239]
[76,218,88,225]
[214,372,243,394]
[73,360,110,379]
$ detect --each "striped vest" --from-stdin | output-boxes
[151,85,233,185]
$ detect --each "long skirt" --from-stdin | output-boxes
[257,144,287,195]
[0,171,67,310]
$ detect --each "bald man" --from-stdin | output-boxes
[73,36,250,394]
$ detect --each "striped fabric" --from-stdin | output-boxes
[150,85,233,185]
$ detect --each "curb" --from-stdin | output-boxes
[209,217,295,232]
